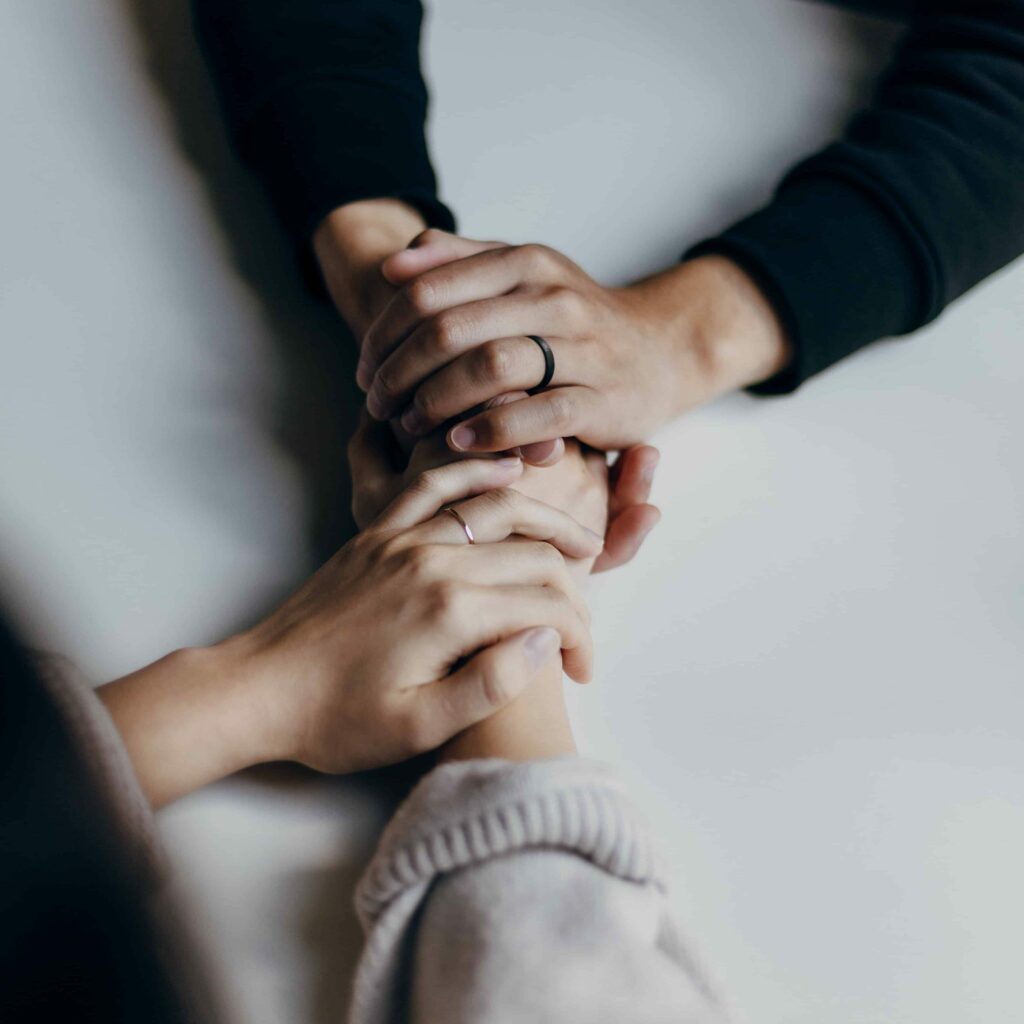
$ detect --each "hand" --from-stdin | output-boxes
[349,409,660,574]
[314,207,660,564]
[356,230,791,455]
[315,206,571,466]
[100,457,600,805]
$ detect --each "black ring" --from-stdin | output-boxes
[527,335,555,394]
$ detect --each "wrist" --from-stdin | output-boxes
[438,660,576,764]
[629,254,792,417]
[312,198,427,339]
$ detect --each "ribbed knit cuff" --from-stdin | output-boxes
[356,757,665,929]
[350,758,666,1024]
[688,169,933,394]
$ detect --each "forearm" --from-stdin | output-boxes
[627,253,792,415]
[313,198,427,339]
[97,640,273,809]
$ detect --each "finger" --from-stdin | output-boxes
[381,230,504,285]
[411,485,602,561]
[367,291,580,420]
[448,387,598,454]
[413,627,562,746]
[361,242,569,389]
[413,486,603,560]
[397,334,571,434]
[519,437,565,467]
[483,391,565,466]
[375,456,524,532]
[608,445,660,516]
[591,504,661,574]
[449,584,592,683]
[430,539,590,629]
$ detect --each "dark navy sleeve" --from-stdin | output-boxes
[192,0,455,245]
[690,2,1024,392]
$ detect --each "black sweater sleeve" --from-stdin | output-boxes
[690,1,1024,393]
[191,0,454,244]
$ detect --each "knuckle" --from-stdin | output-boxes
[405,277,438,317]
[374,533,407,564]
[404,542,443,580]
[414,385,446,423]
[546,390,577,431]
[482,486,518,515]
[476,340,512,383]
[428,580,465,623]
[407,467,441,503]
[430,312,462,355]
[548,285,587,325]
[520,243,559,277]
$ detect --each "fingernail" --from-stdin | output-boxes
[495,456,522,470]
[356,364,371,392]
[401,407,427,434]
[522,627,560,670]
[450,424,476,450]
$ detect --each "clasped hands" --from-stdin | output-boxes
[101,200,793,808]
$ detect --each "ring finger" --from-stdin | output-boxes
[367,291,579,420]
[412,487,603,561]
[399,335,570,436]
[413,487,598,561]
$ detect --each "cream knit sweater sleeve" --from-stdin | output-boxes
[351,758,727,1024]
[33,656,726,1023]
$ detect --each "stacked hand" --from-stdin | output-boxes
[354,228,791,459]
[100,203,793,808]
[100,456,600,805]
[314,204,667,570]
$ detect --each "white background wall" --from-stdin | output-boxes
[1,2,1021,1022]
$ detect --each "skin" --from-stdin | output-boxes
[99,457,599,807]
[100,201,674,808]
[440,439,609,763]
[309,198,788,762]
[349,411,612,764]
[313,200,662,571]
[354,228,791,456]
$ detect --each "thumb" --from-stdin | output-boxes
[382,228,504,285]
[419,627,561,741]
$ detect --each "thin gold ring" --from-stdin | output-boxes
[444,506,475,544]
